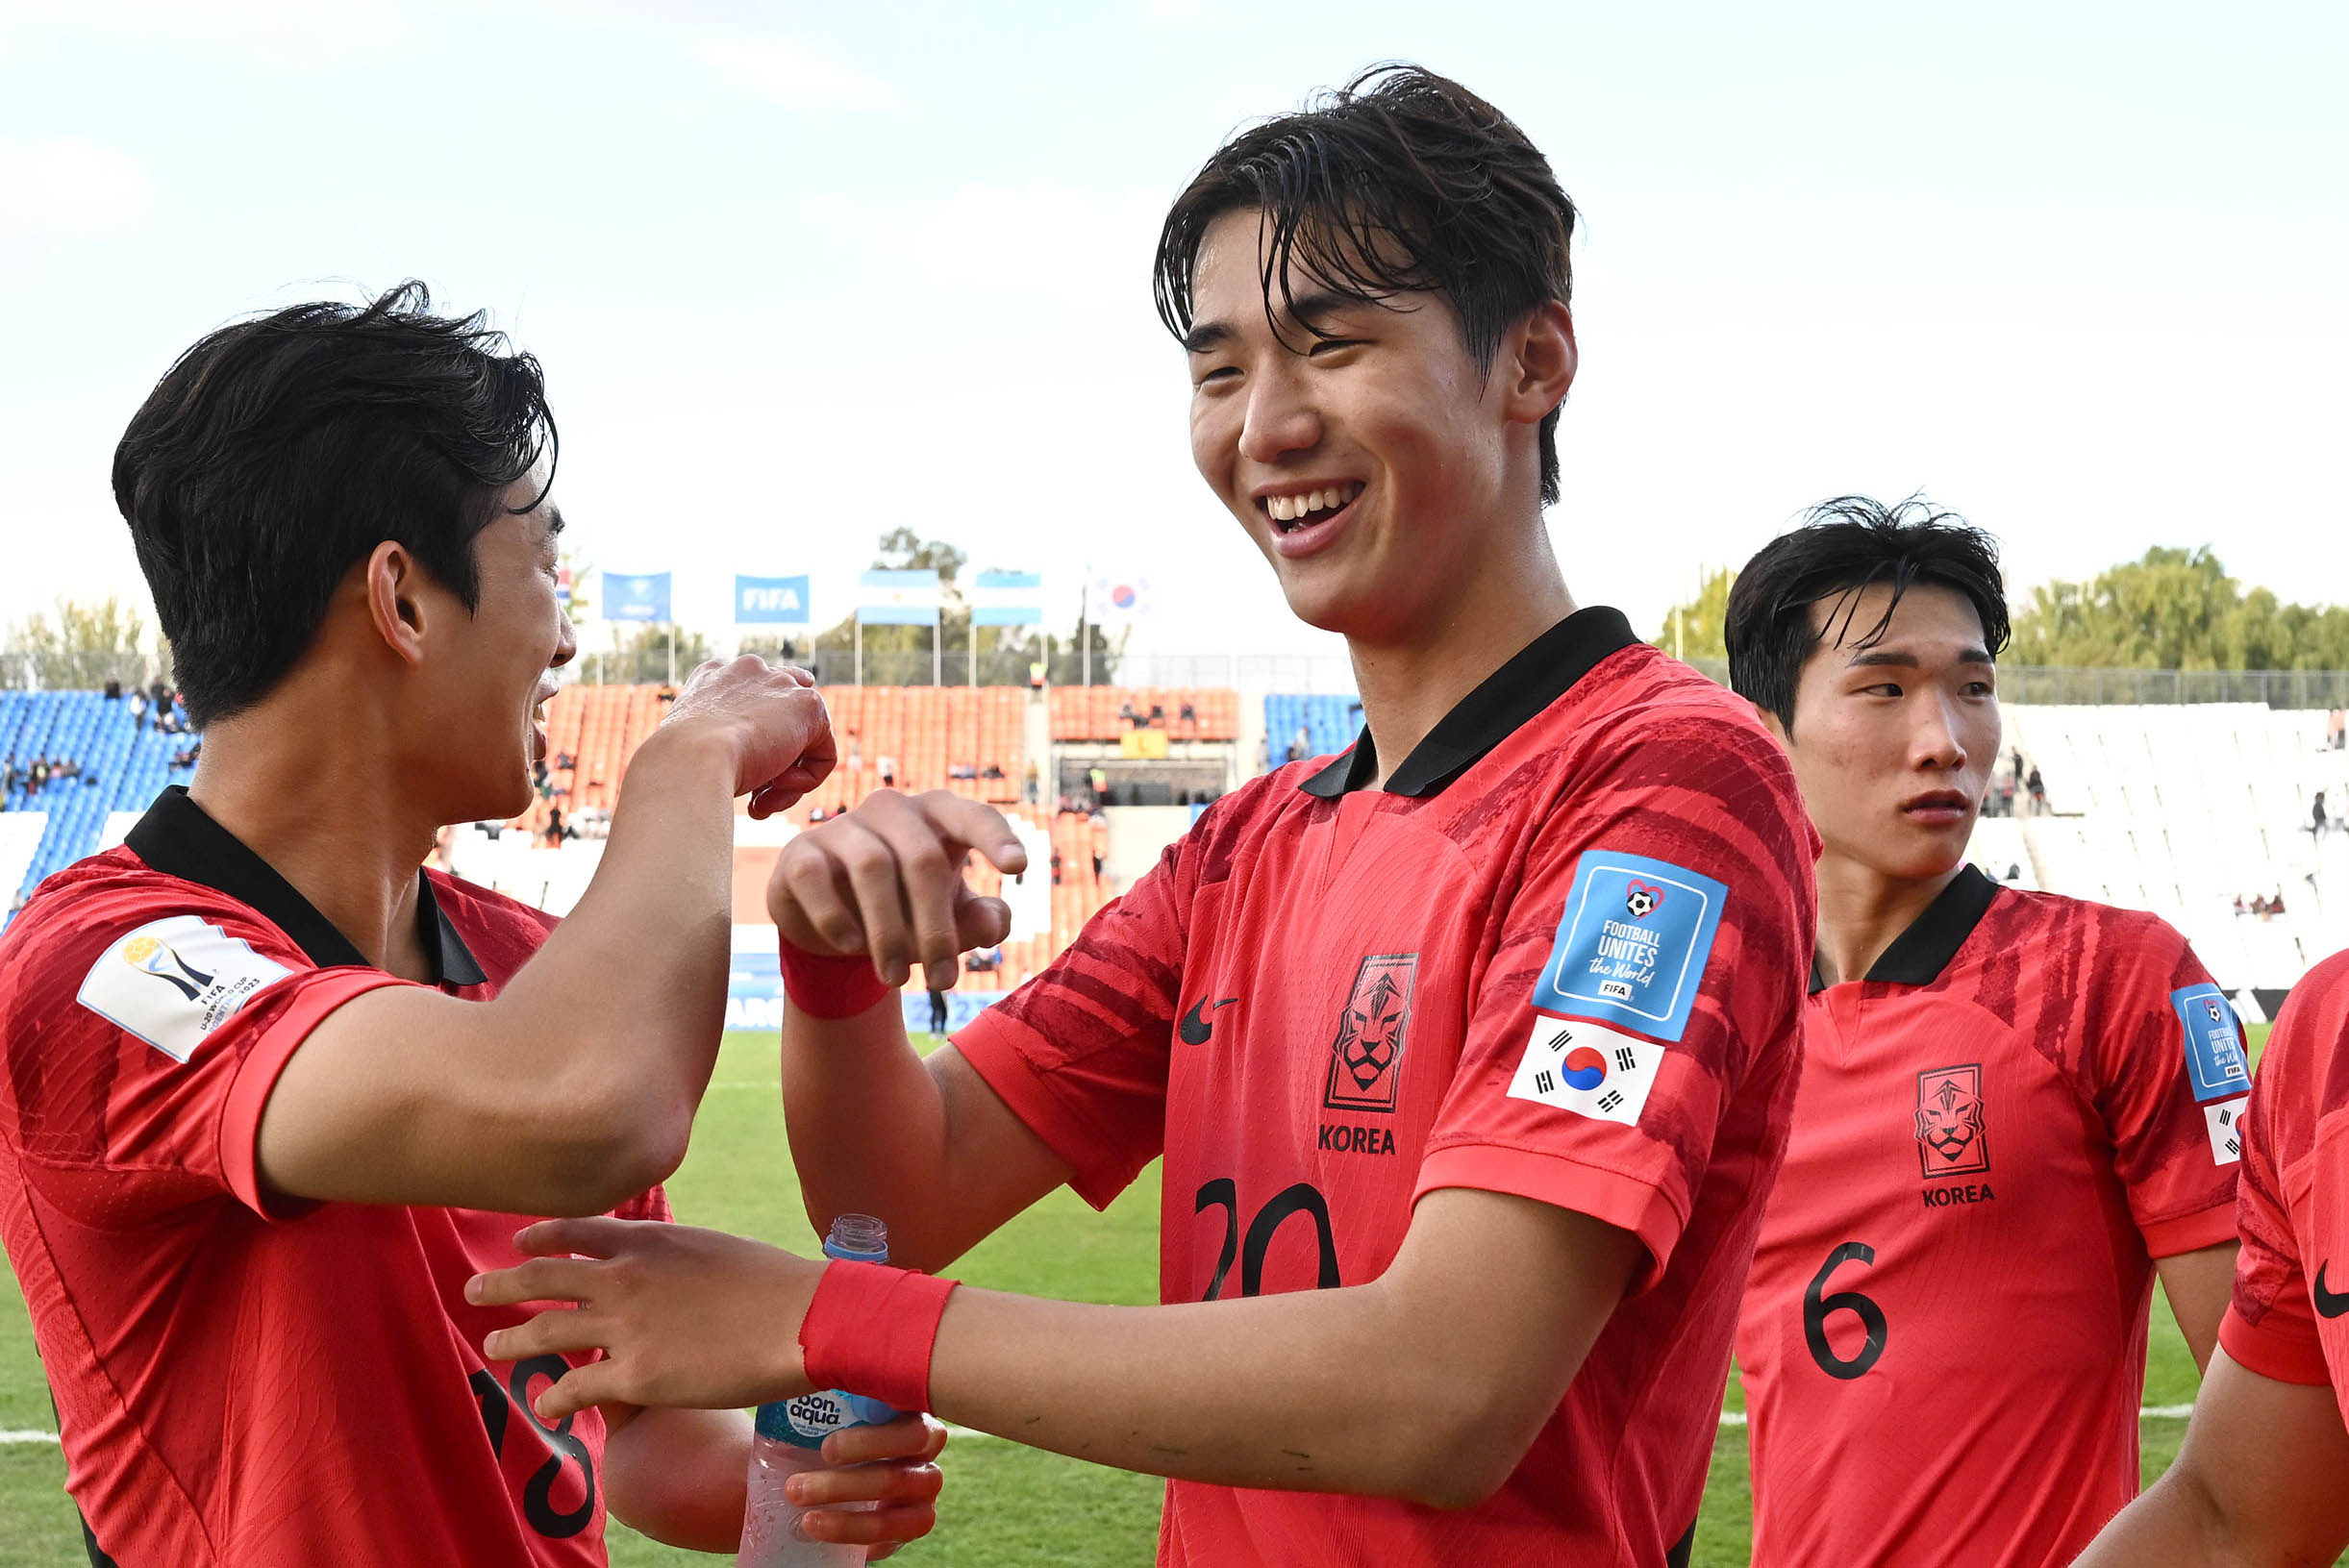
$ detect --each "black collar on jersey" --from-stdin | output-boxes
[1299,606,1639,799]
[1809,862,2001,994]
[124,786,487,986]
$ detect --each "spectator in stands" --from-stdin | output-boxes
[554,749,574,772]
[879,755,897,788]
[927,983,950,1037]
[1996,770,2017,817]
[2011,746,2024,783]
[129,689,148,731]
[2004,862,2022,882]
[1148,702,1165,728]
[544,804,567,847]
[2234,894,2249,916]
[981,762,1005,781]
[1180,698,1197,725]
[27,758,49,792]
[1286,726,1307,763]
[1087,764,1108,808]
[2330,707,2345,750]
[2312,790,2331,838]
[965,944,1002,973]
[1119,699,1138,728]
[2269,890,2287,916]
[103,679,122,701]
[2026,763,2046,814]
[146,678,166,713]
[0,759,16,794]
[1022,761,1039,803]
[846,729,862,770]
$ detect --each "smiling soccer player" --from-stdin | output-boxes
[475,69,1817,1566]
[1724,498,2245,1568]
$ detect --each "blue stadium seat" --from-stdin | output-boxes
[1263,693,1363,766]
[1,691,203,926]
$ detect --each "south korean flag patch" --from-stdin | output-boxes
[2204,1097,2247,1165]
[1507,1011,1665,1126]
[77,915,291,1063]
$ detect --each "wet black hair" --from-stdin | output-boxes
[1726,494,2010,733]
[1154,63,1578,503]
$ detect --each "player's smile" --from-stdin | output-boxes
[1254,480,1366,559]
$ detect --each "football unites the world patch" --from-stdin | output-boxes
[1529,851,1726,1043]
[2170,983,2250,1103]
[1506,1012,1665,1126]
[76,915,291,1062]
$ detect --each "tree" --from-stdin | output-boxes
[2007,547,2349,669]
[3,597,163,688]
[1651,567,1734,662]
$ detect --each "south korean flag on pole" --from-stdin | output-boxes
[1506,1010,1666,1126]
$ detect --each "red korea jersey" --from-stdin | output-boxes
[0,787,668,1567]
[1737,871,2245,1567]
[2219,948,2349,1407]
[956,610,1819,1567]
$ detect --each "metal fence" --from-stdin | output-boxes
[1679,660,2349,709]
[0,651,173,693]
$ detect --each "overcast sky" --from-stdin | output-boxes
[2,0,2341,665]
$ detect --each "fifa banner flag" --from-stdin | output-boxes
[969,569,1045,627]
[857,569,941,626]
[735,574,811,625]
[1090,576,1152,627]
[603,571,671,622]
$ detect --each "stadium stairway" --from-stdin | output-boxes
[1,690,201,924]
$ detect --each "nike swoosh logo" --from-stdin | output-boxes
[2316,1262,2349,1319]
[1179,997,1237,1046]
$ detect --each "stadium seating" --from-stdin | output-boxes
[2003,704,2348,991]
[1263,693,1363,766]
[1051,686,1239,742]
[1,690,200,921]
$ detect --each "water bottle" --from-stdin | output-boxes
[738,1214,900,1567]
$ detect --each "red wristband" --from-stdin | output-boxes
[779,937,894,1019]
[799,1259,960,1412]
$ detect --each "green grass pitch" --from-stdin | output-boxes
[0,1026,2282,1564]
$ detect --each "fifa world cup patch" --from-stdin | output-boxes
[1528,850,1726,1042]
[2204,1097,2247,1165]
[1507,1011,1665,1126]
[2171,983,2250,1103]
[77,915,291,1062]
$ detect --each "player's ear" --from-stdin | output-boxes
[362,541,429,670]
[1500,301,1576,427]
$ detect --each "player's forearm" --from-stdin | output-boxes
[601,1406,753,1552]
[925,1282,1532,1508]
[781,1003,961,1268]
[2075,1466,2267,1567]
[490,731,737,1148]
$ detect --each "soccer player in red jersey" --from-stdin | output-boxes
[475,68,1819,1566]
[2075,949,2349,1564]
[1723,498,2246,1568]
[0,286,942,1566]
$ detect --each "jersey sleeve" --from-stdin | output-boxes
[1414,707,1816,1291]
[951,811,1208,1209]
[0,888,407,1228]
[2217,1033,2327,1385]
[2087,919,2245,1258]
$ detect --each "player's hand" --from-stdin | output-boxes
[791,1411,951,1559]
[768,789,1029,990]
[660,656,837,818]
[470,1217,820,1420]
